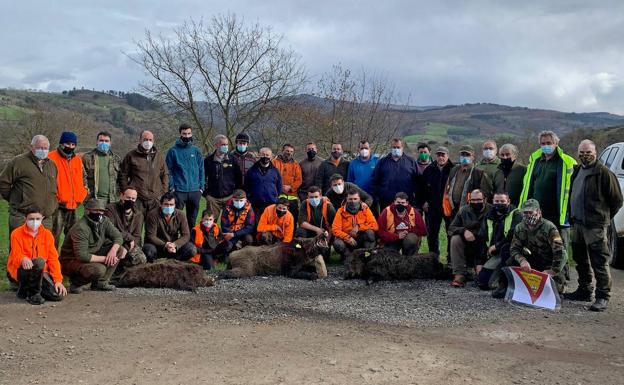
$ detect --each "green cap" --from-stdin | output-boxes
[520,199,540,212]
[84,198,106,211]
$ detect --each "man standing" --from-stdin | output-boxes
[371,138,419,211]
[48,131,89,247]
[143,192,196,262]
[444,145,491,220]
[448,189,490,287]
[245,147,282,219]
[325,174,373,213]
[0,135,57,234]
[477,140,500,184]
[220,189,255,250]
[378,192,427,256]
[104,187,146,268]
[230,132,257,185]
[166,123,204,230]
[7,206,67,304]
[204,134,243,218]
[118,130,168,219]
[315,143,350,194]
[273,143,303,219]
[565,140,623,311]
[298,142,324,201]
[60,199,126,293]
[347,140,379,196]
[332,189,378,260]
[519,131,576,247]
[493,143,526,206]
[414,143,433,210]
[82,131,121,204]
[422,146,454,256]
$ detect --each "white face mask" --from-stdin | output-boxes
[332,183,344,194]
[202,219,214,228]
[359,149,370,158]
[27,218,42,232]
[482,149,495,160]
[142,140,154,151]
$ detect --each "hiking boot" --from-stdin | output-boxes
[69,284,84,294]
[563,289,593,302]
[91,282,116,291]
[26,293,45,305]
[589,298,608,312]
[491,285,507,299]
[451,275,466,288]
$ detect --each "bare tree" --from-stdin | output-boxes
[131,13,307,152]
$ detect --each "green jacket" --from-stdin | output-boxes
[60,215,124,263]
[511,218,566,274]
[0,152,58,217]
[519,147,576,226]
[477,157,500,184]
[82,148,121,203]
[493,162,527,206]
[569,162,623,228]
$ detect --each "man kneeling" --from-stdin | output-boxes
[332,189,378,260]
[378,192,427,256]
[60,199,127,293]
[7,206,67,304]
[143,192,197,262]
[257,197,295,244]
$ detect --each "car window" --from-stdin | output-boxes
[599,148,612,164]
[605,147,619,168]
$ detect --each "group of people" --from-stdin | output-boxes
[1,126,622,312]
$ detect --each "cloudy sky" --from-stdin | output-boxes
[2,0,623,113]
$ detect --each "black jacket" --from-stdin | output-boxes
[422,160,454,211]
[569,162,623,227]
[204,152,243,198]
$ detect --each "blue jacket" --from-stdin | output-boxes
[347,155,379,194]
[166,139,204,192]
[244,161,282,206]
[371,153,418,205]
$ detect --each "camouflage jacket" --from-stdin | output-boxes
[510,218,566,274]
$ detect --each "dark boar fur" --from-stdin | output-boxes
[117,259,215,291]
[344,247,452,283]
[219,233,329,280]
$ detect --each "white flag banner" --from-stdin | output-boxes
[502,267,561,311]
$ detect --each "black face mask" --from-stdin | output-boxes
[493,203,509,215]
[346,202,360,214]
[260,157,271,166]
[276,209,287,218]
[500,158,514,170]
[181,136,192,143]
[122,200,135,211]
[395,204,407,213]
[470,202,484,212]
[306,150,317,160]
[62,146,75,155]
[87,212,103,223]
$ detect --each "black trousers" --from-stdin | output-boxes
[425,209,451,256]
[143,242,197,262]
[14,258,63,301]
[174,191,202,230]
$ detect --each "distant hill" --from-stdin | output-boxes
[2,89,623,151]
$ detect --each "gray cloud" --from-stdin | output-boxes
[1,0,623,113]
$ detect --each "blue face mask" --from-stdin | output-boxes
[309,197,321,207]
[391,148,403,157]
[162,206,175,215]
[34,149,49,160]
[219,145,229,154]
[97,142,110,153]
[541,145,555,155]
[460,156,472,165]
[236,144,247,153]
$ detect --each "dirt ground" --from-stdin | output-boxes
[1,270,624,385]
